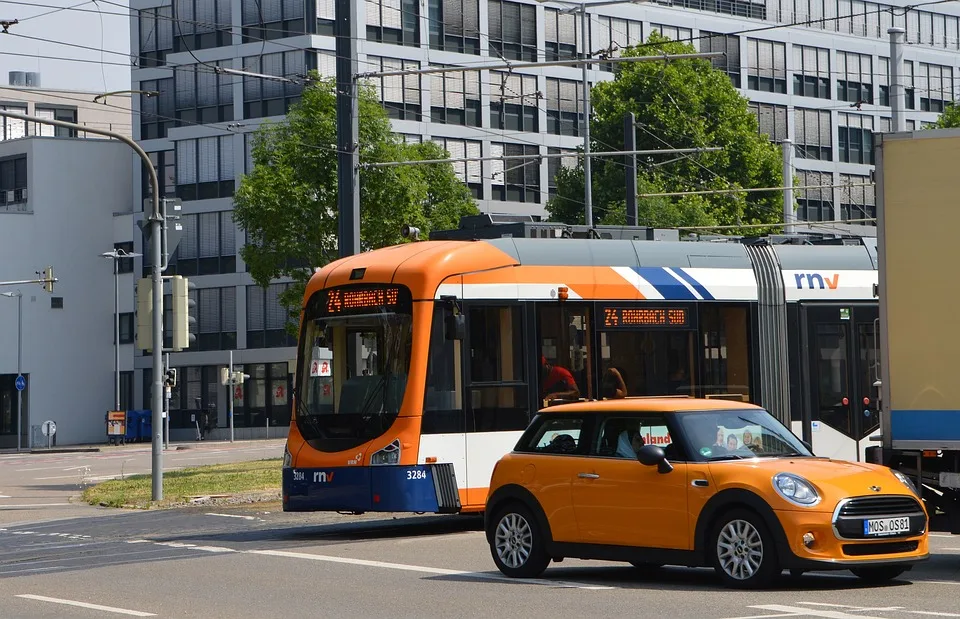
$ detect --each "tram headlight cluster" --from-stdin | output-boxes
[371,438,401,465]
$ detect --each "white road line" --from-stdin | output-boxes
[913,580,960,586]
[0,494,10,498]
[799,603,904,611]
[34,475,87,480]
[16,594,156,617]
[907,611,960,617]
[746,605,888,619]
[246,549,613,590]
[718,613,805,619]
[205,512,256,520]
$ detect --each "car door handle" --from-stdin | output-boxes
[578,473,600,479]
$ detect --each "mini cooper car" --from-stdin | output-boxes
[484,398,928,588]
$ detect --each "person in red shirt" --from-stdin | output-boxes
[540,356,581,402]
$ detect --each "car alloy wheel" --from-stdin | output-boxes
[488,502,550,578]
[710,508,779,589]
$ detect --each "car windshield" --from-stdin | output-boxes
[673,408,813,462]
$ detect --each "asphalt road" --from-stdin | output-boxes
[1,444,960,618]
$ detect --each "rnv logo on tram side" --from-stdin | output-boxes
[794,273,840,290]
[313,471,335,483]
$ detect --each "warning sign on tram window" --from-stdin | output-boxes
[311,360,331,377]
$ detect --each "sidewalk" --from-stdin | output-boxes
[0,436,286,455]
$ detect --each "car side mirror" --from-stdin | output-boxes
[636,444,674,474]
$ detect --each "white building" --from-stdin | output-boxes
[0,136,133,449]
[127,0,960,439]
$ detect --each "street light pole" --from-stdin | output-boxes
[1,291,22,453]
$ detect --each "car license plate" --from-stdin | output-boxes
[863,516,911,536]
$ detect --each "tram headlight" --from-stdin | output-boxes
[282,444,292,468]
[371,439,401,466]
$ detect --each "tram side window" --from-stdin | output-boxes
[700,305,751,402]
[537,305,593,403]
[423,306,464,434]
[600,330,694,398]
[467,305,529,432]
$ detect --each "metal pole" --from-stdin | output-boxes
[336,0,360,258]
[164,352,170,451]
[16,291,22,454]
[625,112,638,226]
[229,350,234,443]
[581,3,593,228]
[782,138,794,234]
[113,257,120,411]
[889,27,906,132]
[0,109,167,501]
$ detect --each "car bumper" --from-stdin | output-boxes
[773,508,929,570]
[281,464,461,514]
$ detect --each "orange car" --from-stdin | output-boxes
[484,398,929,588]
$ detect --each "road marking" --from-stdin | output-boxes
[16,594,156,617]
[247,549,614,589]
[906,612,960,617]
[744,605,888,619]
[205,512,257,520]
[799,603,904,611]
[0,494,9,498]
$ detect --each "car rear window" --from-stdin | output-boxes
[517,416,585,455]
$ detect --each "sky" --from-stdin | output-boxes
[0,0,131,93]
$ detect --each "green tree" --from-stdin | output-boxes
[547,32,784,233]
[234,73,478,328]
[932,100,960,128]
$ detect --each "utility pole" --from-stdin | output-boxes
[888,27,906,133]
[580,3,593,228]
[782,138,794,234]
[0,110,166,501]
[624,112,638,226]
[335,0,360,258]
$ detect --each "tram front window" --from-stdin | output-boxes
[296,311,412,451]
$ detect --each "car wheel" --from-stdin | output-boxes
[850,565,908,583]
[489,502,550,578]
[710,508,780,589]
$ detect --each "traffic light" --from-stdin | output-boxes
[40,266,54,293]
[136,277,153,351]
[164,368,177,388]
[171,275,197,351]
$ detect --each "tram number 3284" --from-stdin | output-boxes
[406,469,427,480]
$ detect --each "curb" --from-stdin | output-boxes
[29,447,102,454]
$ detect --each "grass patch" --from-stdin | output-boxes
[81,458,282,509]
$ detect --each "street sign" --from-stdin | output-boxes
[14,375,25,391]
[41,420,56,437]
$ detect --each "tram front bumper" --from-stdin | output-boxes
[282,464,461,514]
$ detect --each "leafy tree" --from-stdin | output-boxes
[234,73,478,328]
[932,100,960,128]
[547,32,784,233]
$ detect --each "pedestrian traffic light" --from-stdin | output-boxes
[164,368,177,388]
[136,277,153,351]
[171,275,197,351]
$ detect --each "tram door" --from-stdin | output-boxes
[802,304,880,462]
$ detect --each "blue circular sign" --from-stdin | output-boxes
[14,375,25,391]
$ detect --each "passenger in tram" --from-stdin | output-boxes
[601,367,627,400]
[540,355,581,402]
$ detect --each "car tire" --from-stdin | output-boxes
[709,508,780,589]
[489,501,550,578]
[850,565,908,583]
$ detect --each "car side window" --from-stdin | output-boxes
[522,416,585,455]
[593,414,676,460]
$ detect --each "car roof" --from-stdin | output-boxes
[538,397,763,414]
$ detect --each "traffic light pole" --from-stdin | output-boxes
[229,350,234,443]
[0,110,166,501]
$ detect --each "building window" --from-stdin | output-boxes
[34,107,77,137]
[837,112,874,165]
[650,23,692,42]
[120,371,134,412]
[430,68,481,126]
[838,173,875,223]
[238,362,291,428]
[747,102,788,143]
[367,0,420,46]
[918,62,953,112]
[174,0,232,52]
[796,171,834,222]
[241,0,306,41]
[247,283,297,349]
[491,143,540,203]
[139,79,175,140]
[139,5,173,67]
[794,108,832,161]
[115,242,135,273]
[190,287,237,351]
[367,57,422,120]
[490,72,539,133]
[593,15,642,72]
[0,156,27,213]
[0,105,26,141]
[700,32,741,88]
[837,51,873,104]
[117,313,135,345]
[175,61,234,125]
[546,78,583,136]
[158,365,226,429]
[878,58,916,109]
[243,51,306,119]
[488,0,537,61]
[429,0,481,54]
[175,136,235,201]
[793,45,830,99]
[747,39,786,93]
[433,138,483,198]
[544,7,578,60]
[51,297,63,309]
[548,148,577,200]
[142,150,176,202]
[169,211,237,276]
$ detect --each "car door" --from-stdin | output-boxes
[571,413,690,550]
